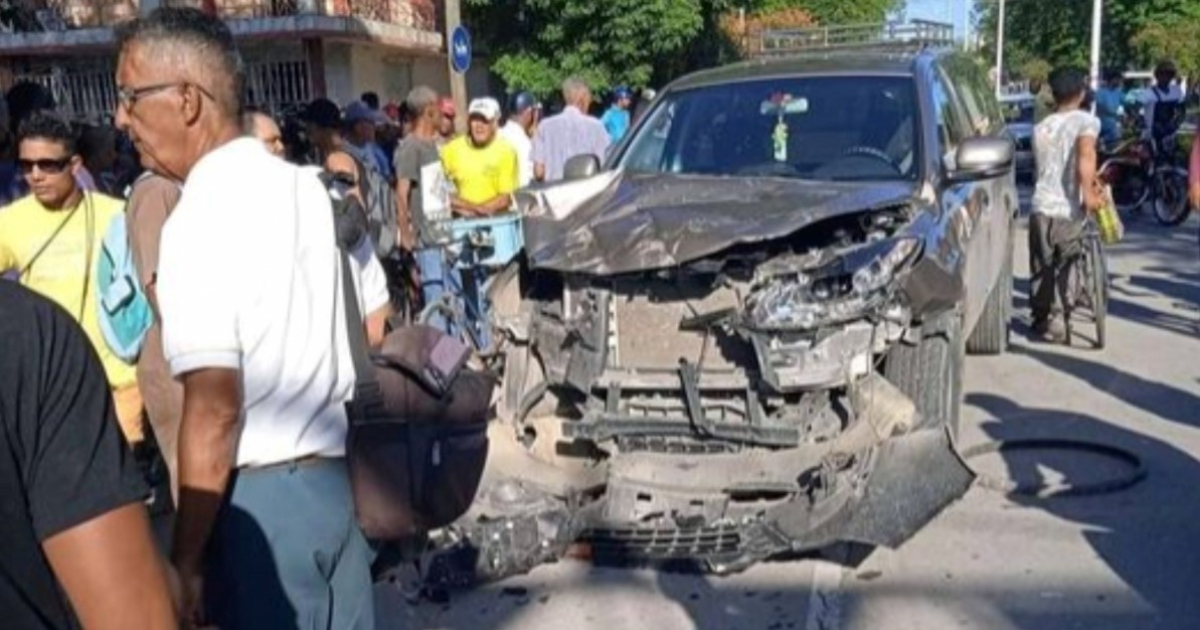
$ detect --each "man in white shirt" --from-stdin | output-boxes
[1030,66,1103,342]
[499,91,537,187]
[114,8,379,630]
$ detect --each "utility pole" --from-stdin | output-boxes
[445,0,468,133]
[994,0,1005,96]
[960,0,971,52]
[1090,0,1103,89]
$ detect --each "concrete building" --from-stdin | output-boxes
[0,0,484,121]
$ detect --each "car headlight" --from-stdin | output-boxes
[744,238,920,331]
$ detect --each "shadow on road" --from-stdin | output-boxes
[964,392,1200,630]
[1013,344,1200,430]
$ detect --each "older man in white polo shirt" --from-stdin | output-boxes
[114,8,383,630]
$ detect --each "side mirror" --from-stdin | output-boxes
[563,154,601,181]
[947,137,1014,183]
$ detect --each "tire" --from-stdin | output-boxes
[1153,167,1190,226]
[1090,237,1108,350]
[967,242,1012,356]
[885,309,965,436]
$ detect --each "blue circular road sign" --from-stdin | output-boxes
[450,25,472,74]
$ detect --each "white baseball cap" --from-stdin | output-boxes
[467,97,502,121]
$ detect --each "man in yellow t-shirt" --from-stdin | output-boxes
[0,113,142,443]
[441,97,519,217]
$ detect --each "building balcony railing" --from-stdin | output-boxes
[163,0,437,31]
[0,0,437,34]
[0,1,138,31]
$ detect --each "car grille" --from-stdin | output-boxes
[585,524,744,562]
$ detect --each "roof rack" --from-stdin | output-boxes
[752,20,955,58]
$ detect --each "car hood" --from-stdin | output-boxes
[522,172,917,276]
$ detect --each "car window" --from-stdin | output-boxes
[941,57,997,136]
[931,71,965,156]
[618,76,920,182]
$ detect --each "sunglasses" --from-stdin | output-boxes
[18,158,73,175]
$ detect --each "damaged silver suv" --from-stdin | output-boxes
[423,49,1017,586]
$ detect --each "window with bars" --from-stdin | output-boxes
[2,57,312,123]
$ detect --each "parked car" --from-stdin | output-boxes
[1000,93,1035,180]
[421,48,1018,586]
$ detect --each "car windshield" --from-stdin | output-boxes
[618,76,920,182]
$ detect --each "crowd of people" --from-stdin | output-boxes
[1028,58,1200,343]
[0,5,649,630]
[1028,59,1189,153]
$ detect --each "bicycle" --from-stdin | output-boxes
[1059,219,1109,350]
[417,214,523,359]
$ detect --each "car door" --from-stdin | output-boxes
[927,64,985,327]
[938,58,1014,335]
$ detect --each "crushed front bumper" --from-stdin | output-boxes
[420,426,972,586]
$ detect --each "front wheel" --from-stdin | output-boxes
[885,309,965,437]
[1153,167,1190,226]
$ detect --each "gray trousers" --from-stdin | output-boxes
[204,457,375,630]
[1028,213,1085,323]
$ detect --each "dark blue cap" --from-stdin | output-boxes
[510,91,538,115]
[613,86,633,100]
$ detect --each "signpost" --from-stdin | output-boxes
[445,0,468,132]
[995,0,1005,96]
[451,25,472,75]
[1090,0,1103,89]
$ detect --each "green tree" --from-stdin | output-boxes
[465,0,723,97]
[466,0,899,98]
[1132,19,1200,79]
[754,0,897,24]
[976,0,1200,74]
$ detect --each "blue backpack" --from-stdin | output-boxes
[96,212,154,363]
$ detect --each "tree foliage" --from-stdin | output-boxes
[976,0,1200,75]
[1131,19,1200,78]
[466,0,898,98]
[756,0,897,24]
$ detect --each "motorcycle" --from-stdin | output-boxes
[1099,112,1190,227]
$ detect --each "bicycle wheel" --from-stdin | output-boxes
[1061,256,1081,347]
[1153,167,1190,226]
[1089,236,1108,350]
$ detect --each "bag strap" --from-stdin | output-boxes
[329,177,385,418]
[19,197,82,279]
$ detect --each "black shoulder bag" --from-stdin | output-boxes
[330,171,495,541]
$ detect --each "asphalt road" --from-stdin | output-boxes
[377,210,1200,630]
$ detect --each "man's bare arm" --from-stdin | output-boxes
[473,194,514,216]
[172,368,241,588]
[396,178,416,251]
[450,195,483,217]
[366,303,392,347]
[44,503,179,630]
[1076,134,1101,211]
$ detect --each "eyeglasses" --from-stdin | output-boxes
[117,82,217,111]
[18,158,72,175]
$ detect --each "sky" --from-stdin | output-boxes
[903,0,971,41]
